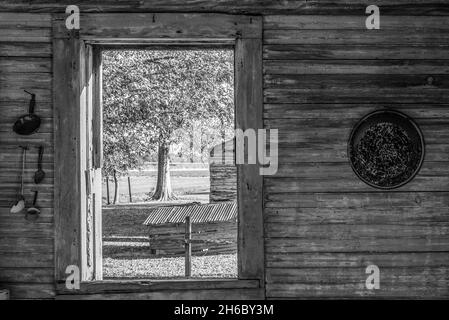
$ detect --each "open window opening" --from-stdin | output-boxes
[54,14,263,295]
[100,48,237,279]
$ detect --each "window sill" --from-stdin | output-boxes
[56,278,261,295]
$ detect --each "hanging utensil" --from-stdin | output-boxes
[10,146,27,214]
[34,146,45,184]
[26,191,40,221]
[13,90,41,135]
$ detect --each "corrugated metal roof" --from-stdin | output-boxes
[143,201,237,225]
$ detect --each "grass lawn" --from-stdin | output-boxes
[103,175,210,203]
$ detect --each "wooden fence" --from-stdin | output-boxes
[147,220,237,257]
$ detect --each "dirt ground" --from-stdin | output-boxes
[103,252,237,279]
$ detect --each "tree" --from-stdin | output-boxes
[102,49,234,201]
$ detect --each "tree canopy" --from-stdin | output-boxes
[102,49,234,177]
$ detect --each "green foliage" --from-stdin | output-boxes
[102,49,234,176]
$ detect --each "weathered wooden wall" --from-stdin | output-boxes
[209,165,237,202]
[263,15,449,298]
[1,1,449,299]
[0,12,54,299]
[209,140,237,203]
[1,1,449,15]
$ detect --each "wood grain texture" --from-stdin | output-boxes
[266,118,449,143]
[266,252,449,268]
[235,36,264,281]
[0,268,54,283]
[210,165,237,202]
[0,238,53,253]
[264,104,449,120]
[1,1,449,15]
[0,222,54,238]
[0,57,51,73]
[264,88,449,104]
[265,238,449,253]
[0,72,52,89]
[264,15,449,30]
[56,288,264,300]
[265,224,449,239]
[0,253,54,268]
[265,144,449,163]
[266,281,449,299]
[53,13,261,40]
[0,283,54,299]
[264,74,449,90]
[264,60,449,75]
[266,267,449,284]
[268,271,449,298]
[0,43,51,57]
[0,13,51,28]
[264,177,449,193]
[56,279,259,295]
[262,12,449,298]
[264,44,449,60]
[53,35,82,282]
[0,146,54,163]
[264,30,449,45]
[270,160,449,178]
[265,191,449,208]
[148,221,237,255]
[0,132,53,148]
[0,11,55,300]
[0,101,52,117]
[264,207,449,225]
[0,29,51,43]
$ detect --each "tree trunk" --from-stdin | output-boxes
[112,169,119,204]
[220,117,226,145]
[106,176,110,205]
[151,141,174,201]
[190,126,194,163]
[220,117,227,164]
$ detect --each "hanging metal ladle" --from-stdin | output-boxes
[10,146,27,214]
[13,90,41,135]
[26,191,40,221]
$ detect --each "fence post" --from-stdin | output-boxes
[105,176,110,205]
[127,176,133,203]
[185,216,191,277]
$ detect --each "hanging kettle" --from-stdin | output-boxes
[13,90,41,135]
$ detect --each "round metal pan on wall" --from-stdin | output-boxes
[348,109,425,190]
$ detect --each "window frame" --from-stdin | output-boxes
[53,13,263,296]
